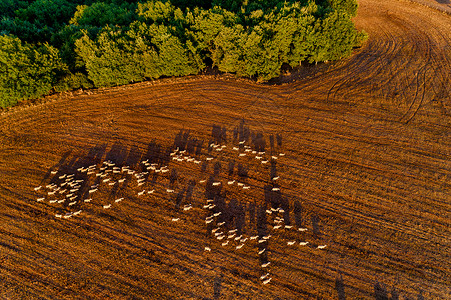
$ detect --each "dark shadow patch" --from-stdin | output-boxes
[169,169,178,185]
[234,119,250,143]
[256,204,268,238]
[251,132,265,152]
[312,214,321,238]
[374,281,389,300]
[237,163,248,178]
[185,179,196,204]
[213,161,221,176]
[213,272,223,299]
[175,188,186,209]
[228,160,235,177]
[294,200,304,228]
[335,273,346,300]
[270,160,278,181]
[173,130,191,151]
[236,200,246,234]
[248,201,256,225]
[125,144,143,169]
[276,133,282,147]
[43,150,72,182]
[205,175,222,200]
[391,286,400,300]
[211,125,227,144]
[105,142,128,165]
[145,139,170,166]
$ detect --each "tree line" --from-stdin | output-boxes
[0,0,367,108]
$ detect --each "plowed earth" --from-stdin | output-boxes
[0,0,449,299]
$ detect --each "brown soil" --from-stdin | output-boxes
[0,0,449,299]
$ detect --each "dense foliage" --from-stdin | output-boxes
[0,0,367,108]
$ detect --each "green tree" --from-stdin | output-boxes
[74,27,144,87]
[75,22,203,87]
[326,0,358,16]
[212,24,245,74]
[309,10,364,64]
[0,35,67,107]
[70,2,137,27]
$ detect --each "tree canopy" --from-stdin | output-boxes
[0,0,367,108]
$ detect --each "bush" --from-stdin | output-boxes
[54,72,93,92]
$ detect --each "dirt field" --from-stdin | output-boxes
[0,0,449,299]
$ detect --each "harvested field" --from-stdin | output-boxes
[0,0,450,299]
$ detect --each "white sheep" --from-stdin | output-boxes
[236,244,244,249]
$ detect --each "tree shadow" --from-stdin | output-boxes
[213,272,223,300]
[293,200,304,228]
[175,188,186,209]
[312,214,321,238]
[205,175,222,200]
[185,179,196,203]
[270,160,278,181]
[213,161,221,176]
[256,204,268,238]
[173,129,191,151]
[234,119,250,143]
[248,201,256,225]
[237,163,248,178]
[125,144,143,169]
[251,131,266,152]
[145,139,170,166]
[269,134,274,151]
[211,125,227,144]
[227,160,235,177]
[276,133,282,147]
[335,273,346,300]
[374,281,389,300]
[391,286,400,300]
[105,142,128,165]
[43,150,71,183]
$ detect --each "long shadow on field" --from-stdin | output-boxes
[335,273,346,300]
[125,144,142,168]
[374,281,389,300]
[42,150,72,183]
[105,142,128,165]
[233,119,250,143]
[312,214,321,238]
[294,200,304,228]
[174,129,205,156]
[145,139,170,166]
[211,124,227,145]
[213,272,223,299]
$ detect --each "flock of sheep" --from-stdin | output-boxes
[33,137,327,286]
